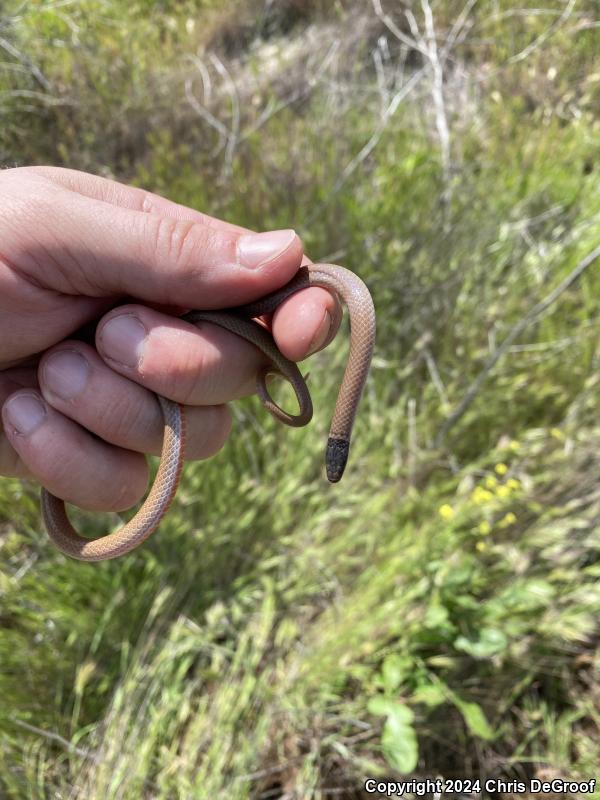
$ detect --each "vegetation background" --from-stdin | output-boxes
[1,0,600,796]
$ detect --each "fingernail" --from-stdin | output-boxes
[237,229,296,269]
[3,392,46,436]
[308,310,333,355]
[43,350,90,401]
[99,314,147,368]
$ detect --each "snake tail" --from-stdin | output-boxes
[326,437,350,483]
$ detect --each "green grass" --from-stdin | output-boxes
[1,0,600,796]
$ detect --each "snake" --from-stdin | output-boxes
[40,263,376,561]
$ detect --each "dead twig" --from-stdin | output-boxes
[420,0,451,185]
[372,0,426,55]
[9,718,100,763]
[508,0,577,64]
[209,52,240,179]
[0,35,50,90]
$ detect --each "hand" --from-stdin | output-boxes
[0,167,340,511]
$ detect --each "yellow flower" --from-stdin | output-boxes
[550,427,565,441]
[485,476,498,489]
[509,440,520,451]
[496,485,510,499]
[500,512,517,527]
[438,503,455,520]
[495,463,508,475]
[472,487,494,504]
[478,521,491,535]
[506,478,521,490]
[476,541,488,552]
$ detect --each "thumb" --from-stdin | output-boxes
[4,172,303,308]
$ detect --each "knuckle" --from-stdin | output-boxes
[149,215,201,273]
[95,388,137,437]
[176,333,217,406]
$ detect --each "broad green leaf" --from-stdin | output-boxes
[381,654,410,693]
[367,699,418,773]
[381,704,418,774]
[424,603,450,629]
[411,683,446,708]
[455,628,508,658]
[367,696,399,717]
[452,698,494,741]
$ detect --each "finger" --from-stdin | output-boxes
[1,389,150,511]
[16,165,317,290]
[0,366,39,478]
[38,342,231,459]
[95,305,267,404]
[271,286,343,361]
[0,432,28,478]
[2,169,304,308]
[23,168,314,269]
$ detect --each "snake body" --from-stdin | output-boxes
[41,263,376,561]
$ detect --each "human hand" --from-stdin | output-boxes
[0,167,341,511]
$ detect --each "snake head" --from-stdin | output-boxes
[326,437,350,483]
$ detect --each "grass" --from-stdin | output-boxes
[1,0,600,796]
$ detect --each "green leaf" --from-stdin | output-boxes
[381,704,418,774]
[424,603,450,629]
[454,627,508,658]
[381,654,409,693]
[452,698,494,741]
[367,696,399,717]
[411,683,446,708]
[367,699,418,773]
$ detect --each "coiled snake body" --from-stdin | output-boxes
[41,263,376,561]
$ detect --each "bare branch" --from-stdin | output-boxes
[0,88,73,106]
[404,8,423,45]
[371,0,427,56]
[440,0,479,63]
[184,74,230,155]
[0,35,50,90]
[209,52,240,178]
[10,718,99,762]
[508,0,577,63]
[373,46,389,110]
[184,76,227,138]
[420,0,451,181]
[184,54,213,104]
[424,347,450,408]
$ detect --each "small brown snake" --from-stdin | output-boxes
[41,263,376,561]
